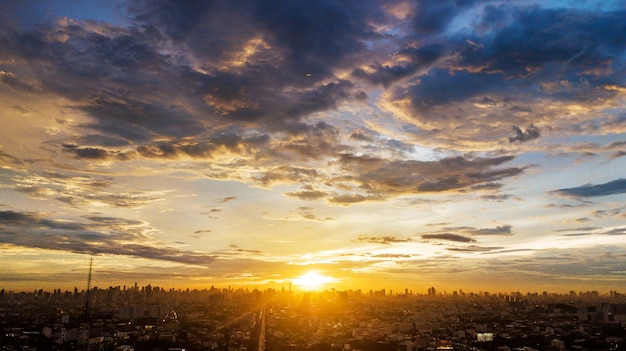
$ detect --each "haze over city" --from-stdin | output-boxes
[1,0,625,294]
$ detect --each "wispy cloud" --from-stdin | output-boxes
[0,210,215,265]
[355,235,414,245]
[551,179,626,198]
[421,233,476,243]
[5,172,165,208]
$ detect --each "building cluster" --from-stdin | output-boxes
[261,289,626,351]
[0,286,626,350]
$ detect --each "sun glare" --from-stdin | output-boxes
[292,271,334,290]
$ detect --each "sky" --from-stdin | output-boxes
[1,0,625,294]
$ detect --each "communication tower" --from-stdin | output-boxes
[84,258,93,323]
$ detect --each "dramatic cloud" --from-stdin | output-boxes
[329,154,523,202]
[352,43,447,87]
[1,0,625,292]
[419,225,515,243]
[509,125,540,143]
[421,234,475,243]
[412,0,474,34]
[0,210,215,265]
[552,179,626,198]
[378,5,626,148]
[0,71,40,93]
[3,171,164,208]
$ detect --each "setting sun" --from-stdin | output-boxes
[292,271,334,290]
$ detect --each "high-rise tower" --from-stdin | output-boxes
[84,258,93,323]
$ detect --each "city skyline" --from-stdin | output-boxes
[3,279,626,351]
[1,0,626,293]
[2,280,624,297]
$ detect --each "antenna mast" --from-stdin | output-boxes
[84,258,93,323]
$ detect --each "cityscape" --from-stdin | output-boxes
[2,282,626,351]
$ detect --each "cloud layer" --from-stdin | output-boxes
[0,0,625,291]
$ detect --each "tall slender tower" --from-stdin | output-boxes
[84,258,93,323]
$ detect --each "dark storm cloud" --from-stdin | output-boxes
[250,0,380,74]
[477,6,626,75]
[421,233,475,243]
[77,134,131,148]
[0,21,209,141]
[391,68,506,111]
[355,235,414,245]
[509,125,540,143]
[124,0,385,126]
[413,0,477,34]
[286,80,353,117]
[353,44,446,87]
[0,0,383,157]
[332,154,522,200]
[551,179,626,198]
[63,144,110,160]
[0,210,36,224]
[0,71,40,93]
[386,5,626,126]
[201,72,356,122]
[79,96,205,142]
[131,0,380,67]
[0,210,215,265]
[0,0,623,209]
[129,0,216,41]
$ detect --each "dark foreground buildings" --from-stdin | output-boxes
[1,286,626,351]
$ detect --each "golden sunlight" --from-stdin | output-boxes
[292,271,334,290]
